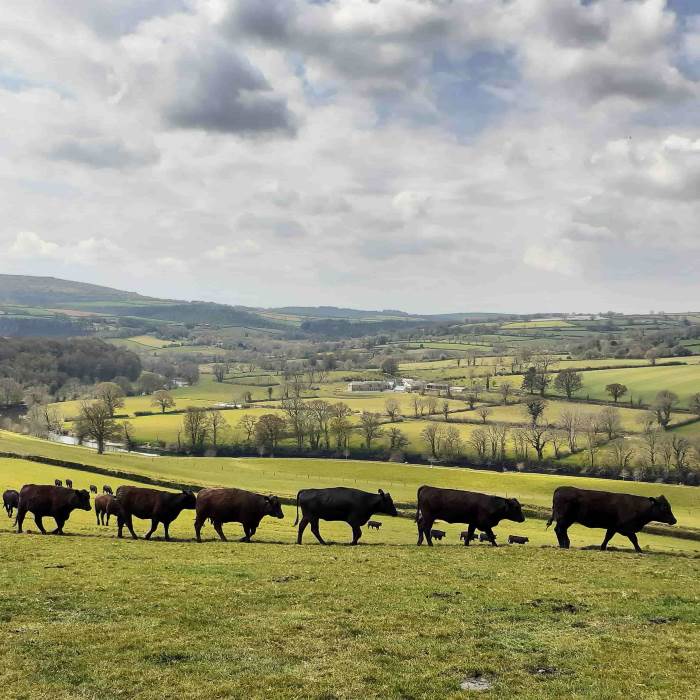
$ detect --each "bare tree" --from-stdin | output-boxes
[76,400,121,454]
[307,399,332,449]
[442,426,462,457]
[468,428,488,462]
[512,428,530,462]
[426,397,438,415]
[671,435,692,475]
[94,382,125,417]
[442,400,450,422]
[254,414,286,453]
[652,390,678,429]
[212,364,227,383]
[387,426,409,451]
[330,402,353,449]
[608,439,634,472]
[499,382,513,405]
[26,403,64,438]
[238,415,258,443]
[549,430,566,459]
[421,423,442,459]
[486,423,508,461]
[477,406,491,424]
[122,421,136,452]
[281,397,308,449]
[151,389,175,414]
[183,406,209,451]
[411,395,423,418]
[582,417,600,470]
[599,406,622,441]
[207,409,228,447]
[385,398,401,423]
[559,410,582,453]
[638,413,660,467]
[0,378,23,407]
[359,412,384,450]
[525,423,550,460]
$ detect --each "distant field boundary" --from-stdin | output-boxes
[3,450,698,542]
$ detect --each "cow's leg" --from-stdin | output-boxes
[465,523,476,546]
[350,524,362,545]
[600,528,615,550]
[144,519,159,540]
[240,524,252,543]
[213,520,227,542]
[423,518,435,547]
[16,507,27,533]
[117,515,124,538]
[52,517,66,535]
[296,516,310,544]
[485,527,498,547]
[310,518,326,545]
[416,522,424,546]
[194,515,205,542]
[34,515,47,535]
[96,509,100,526]
[626,532,643,553]
[163,521,171,542]
[125,515,138,540]
[554,521,570,549]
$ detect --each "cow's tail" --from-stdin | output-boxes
[293,491,301,526]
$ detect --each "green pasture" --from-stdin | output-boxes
[550,364,700,407]
[501,320,576,329]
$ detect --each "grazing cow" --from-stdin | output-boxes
[66,479,73,489]
[508,535,529,545]
[103,485,113,495]
[294,487,398,545]
[367,520,382,530]
[416,485,524,547]
[547,486,677,553]
[459,530,476,545]
[95,494,122,526]
[479,532,494,543]
[90,485,98,494]
[54,479,62,487]
[15,485,91,534]
[430,529,446,541]
[194,488,283,542]
[115,486,196,541]
[3,489,19,517]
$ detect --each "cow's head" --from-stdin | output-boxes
[377,489,398,517]
[179,491,197,509]
[505,498,525,523]
[649,495,676,525]
[264,495,284,519]
[73,489,92,511]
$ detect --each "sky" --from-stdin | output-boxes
[1,0,699,315]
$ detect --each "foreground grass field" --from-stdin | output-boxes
[1,457,699,698]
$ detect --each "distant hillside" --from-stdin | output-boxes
[0,275,153,306]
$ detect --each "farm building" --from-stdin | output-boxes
[347,381,394,392]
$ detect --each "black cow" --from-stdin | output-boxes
[367,520,382,530]
[194,488,283,542]
[54,479,62,487]
[15,485,91,534]
[416,485,524,547]
[479,532,494,543]
[3,489,19,517]
[508,535,529,545]
[115,486,196,540]
[430,529,446,541]
[294,487,398,545]
[459,530,477,545]
[90,485,98,494]
[547,486,677,552]
[66,479,73,489]
[103,485,113,495]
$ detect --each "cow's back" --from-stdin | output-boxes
[299,487,374,521]
[554,486,650,528]
[418,485,494,525]
[197,488,259,521]
[116,486,159,518]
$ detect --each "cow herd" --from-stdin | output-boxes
[1,480,679,552]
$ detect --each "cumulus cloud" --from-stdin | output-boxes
[0,0,699,312]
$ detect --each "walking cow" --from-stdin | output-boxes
[547,486,677,552]
[15,484,91,534]
[90,485,98,495]
[416,485,524,547]
[95,494,121,526]
[114,486,196,541]
[103,485,113,495]
[294,487,398,545]
[3,489,19,517]
[194,488,283,542]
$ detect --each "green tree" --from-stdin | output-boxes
[605,383,628,403]
[554,369,583,399]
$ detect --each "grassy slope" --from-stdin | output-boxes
[1,457,699,699]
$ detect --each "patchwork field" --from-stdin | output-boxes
[1,456,699,698]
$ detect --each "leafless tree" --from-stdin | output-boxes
[652,390,678,429]
[426,397,438,415]
[76,400,121,454]
[499,382,513,405]
[442,426,462,457]
[359,412,384,450]
[559,409,582,453]
[254,414,286,453]
[608,438,634,471]
[183,406,210,451]
[387,426,409,451]
[212,364,227,383]
[238,415,258,443]
[468,428,488,462]
[94,382,125,417]
[525,423,550,460]
[599,406,622,441]
[477,406,491,424]
[26,403,64,438]
[282,397,309,449]
[549,429,566,459]
[523,397,546,426]
[207,409,228,447]
[411,395,423,418]
[385,398,401,423]
[486,423,508,461]
[307,399,333,449]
